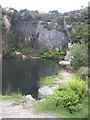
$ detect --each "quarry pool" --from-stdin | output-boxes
[2,58,58,98]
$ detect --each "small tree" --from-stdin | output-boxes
[70,44,88,68]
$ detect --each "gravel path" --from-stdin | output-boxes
[52,70,73,90]
[0,100,55,118]
[60,70,73,81]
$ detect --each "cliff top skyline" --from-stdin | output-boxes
[0,0,89,13]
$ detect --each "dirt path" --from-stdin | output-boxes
[52,70,73,90]
[60,70,73,81]
[58,70,73,85]
[0,100,55,118]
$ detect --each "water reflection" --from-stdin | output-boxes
[2,58,58,98]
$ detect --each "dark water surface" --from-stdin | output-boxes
[2,58,58,98]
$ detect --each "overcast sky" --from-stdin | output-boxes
[0,0,89,13]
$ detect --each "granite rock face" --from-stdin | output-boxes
[36,22,68,50]
[2,14,68,51]
[13,19,68,50]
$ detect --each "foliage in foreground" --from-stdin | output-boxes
[68,76,87,101]
[35,76,88,118]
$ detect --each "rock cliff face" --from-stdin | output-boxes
[12,19,68,50]
[2,7,88,54]
[13,18,38,48]
[2,9,69,52]
[3,15,11,30]
[36,22,67,50]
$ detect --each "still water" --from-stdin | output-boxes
[2,58,58,98]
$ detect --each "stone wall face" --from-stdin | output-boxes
[36,22,67,50]
[3,15,68,51]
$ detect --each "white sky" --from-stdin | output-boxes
[0,0,89,13]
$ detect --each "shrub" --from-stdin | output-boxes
[53,75,87,112]
[60,51,66,55]
[43,23,53,30]
[43,51,54,59]
[68,76,87,100]
[54,51,60,55]
[42,51,67,60]
[77,67,88,80]
[70,44,88,68]
[53,88,80,112]
[43,52,48,56]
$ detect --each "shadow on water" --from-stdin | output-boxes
[2,58,58,98]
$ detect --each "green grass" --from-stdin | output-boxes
[40,71,62,87]
[0,93,25,101]
[40,76,57,87]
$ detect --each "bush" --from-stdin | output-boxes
[68,76,87,100]
[60,51,66,55]
[53,88,80,112]
[77,67,88,80]
[43,23,53,30]
[53,75,87,112]
[70,44,88,68]
[54,51,60,55]
[42,51,66,60]
[43,51,54,59]
[43,52,54,59]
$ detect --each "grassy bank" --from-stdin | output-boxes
[0,93,25,101]
[40,71,62,87]
[3,47,66,61]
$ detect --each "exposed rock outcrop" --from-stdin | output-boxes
[3,15,11,30]
[38,86,54,99]
[2,9,69,54]
[13,19,68,50]
[25,94,35,102]
[36,22,68,50]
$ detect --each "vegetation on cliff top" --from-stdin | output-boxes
[2,6,88,57]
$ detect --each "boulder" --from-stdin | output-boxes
[25,94,35,102]
[59,60,71,65]
[22,55,27,60]
[64,51,71,61]
[15,51,21,55]
[38,86,54,99]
